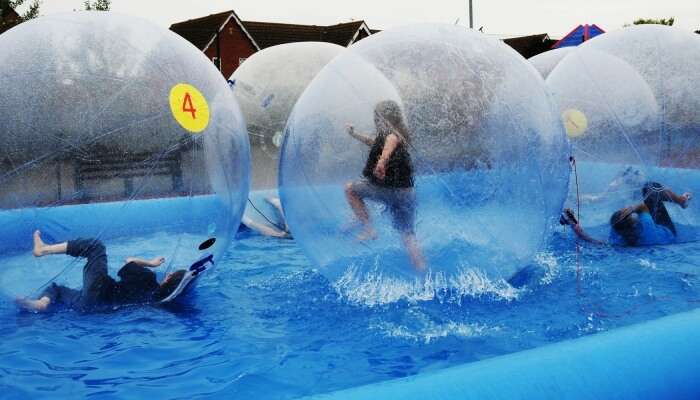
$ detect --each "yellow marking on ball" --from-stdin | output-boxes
[562,108,588,138]
[170,83,210,134]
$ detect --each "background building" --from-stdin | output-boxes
[171,9,559,78]
[171,10,372,78]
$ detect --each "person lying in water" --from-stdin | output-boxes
[16,231,186,312]
[560,182,692,246]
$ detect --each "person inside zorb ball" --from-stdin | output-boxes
[345,100,424,270]
[279,24,569,286]
[0,13,250,311]
[549,25,700,246]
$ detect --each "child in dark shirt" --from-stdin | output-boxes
[345,100,426,271]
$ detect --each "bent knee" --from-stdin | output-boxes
[91,240,106,254]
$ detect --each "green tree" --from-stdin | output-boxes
[83,0,110,11]
[0,0,40,33]
[625,17,675,27]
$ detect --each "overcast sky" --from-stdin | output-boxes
[29,0,700,38]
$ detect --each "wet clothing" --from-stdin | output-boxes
[609,212,675,246]
[609,182,678,246]
[350,180,416,234]
[362,132,414,188]
[355,131,416,234]
[642,181,676,235]
[40,239,159,311]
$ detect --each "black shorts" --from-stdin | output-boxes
[349,180,416,234]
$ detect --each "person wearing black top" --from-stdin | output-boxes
[345,100,426,271]
[16,230,186,312]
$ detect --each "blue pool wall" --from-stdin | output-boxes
[309,308,700,400]
[0,195,227,255]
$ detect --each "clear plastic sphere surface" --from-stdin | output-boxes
[0,13,250,297]
[230,42,343,230]
[231,42,343,190]
[529,47,574,79]
[280,24,570,286]
[547,25,700,236]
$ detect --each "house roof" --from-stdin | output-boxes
[319,21,371,47]
[170,10,259,52]
[503,33,557,59]
[552,24,605,49]
[170,10,372,51]
[0,5,21,34]
[240,20,371,48]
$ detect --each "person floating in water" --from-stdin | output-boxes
[561,182,692,246]
[345,100,426,271]
[16,231,186,312]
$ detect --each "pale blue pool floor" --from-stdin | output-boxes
[1,228,699,399]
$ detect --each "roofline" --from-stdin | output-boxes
[347,21,372,46]
[201,10,260,52]
[551,24,583,49]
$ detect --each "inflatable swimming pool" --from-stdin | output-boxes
[1,191,699,398]
[306,308,700,399]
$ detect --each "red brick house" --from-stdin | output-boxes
[0,5,21,34]
[171,10,372,78]
[171,10,559,76]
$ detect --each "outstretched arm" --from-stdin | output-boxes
[126,256,165,268]
[569,223,607,245]
[347,125,374,146]
[561,209,607,245]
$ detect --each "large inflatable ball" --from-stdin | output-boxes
[230,42,343,232]
[529,47,574,79]
[280,24,569,286]
[0,13,250,298]
[547,25,700,237]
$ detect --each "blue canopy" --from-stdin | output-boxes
[552,24,605,48]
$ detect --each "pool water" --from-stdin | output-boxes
[1,227,699,399]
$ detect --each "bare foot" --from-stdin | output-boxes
[32,230,46,257]
[356,227,377,241]
[15,296,50,312]
[681,192,692,209]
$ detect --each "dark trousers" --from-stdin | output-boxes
[642,182,676,235]
[40,239,114,310]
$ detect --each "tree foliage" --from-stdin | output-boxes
[83,0,110,11]
[0,0,40,33]
[626,17,675,27]
[1,0,41,20]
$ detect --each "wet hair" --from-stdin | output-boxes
[374,100,410,143]
[153,269,187,301]
[610,210,640,246]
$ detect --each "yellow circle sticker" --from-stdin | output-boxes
[169,83,210,134]
[562,108,588,138]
